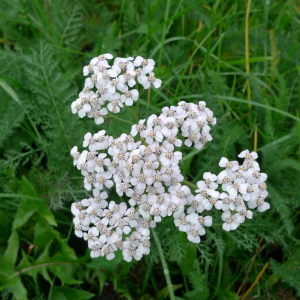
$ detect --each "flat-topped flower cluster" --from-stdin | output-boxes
[71,54,161,125]
[70,54,270,262]
[194,150,269,235]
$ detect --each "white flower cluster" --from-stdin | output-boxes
[70,101,217,261]
[70,54,270,262]
[71,54,162,124]
[194,150,270,232]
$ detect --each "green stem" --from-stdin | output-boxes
[151,228,175,300]
[183,273,189,292]
[66,222,74,244]
[147,88,151,118]
[142,262,153,293]
[182,179,198,190]
[105,114,134,125]
[48,276,55,300]
[211,251,223,299]
[158,0,172,67]
[136,95,140,120]
[124,104,139,123]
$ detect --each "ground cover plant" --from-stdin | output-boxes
[0,0,299,299]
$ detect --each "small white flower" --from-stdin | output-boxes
[114,218,131,235]
[174,212,191,232]
[162,136,182,149]
[219,157,239,172]
[141,127,163,145]
[125,207,140,227]
[160,116,178,138]
[221,211,239,231]
[239,183,258,201]
[84,174,94,191]
[147,114,162,129]
[107,93,124,113]
[244,170,267,184]
[202,190,220,211]
[159,150,182,167]
[196,172,218,190]
[87,204,103,223]
[70,146,80,166]
[215,192,235,211]
[89,107,108,125]
[83,64,94,76]
[91,189,109,208]
[95,153,111,173]
[183,131,201,148]
[206,110,216,126]
[94,130,110,150]
[84,227,99,243]
[140,72,162,89]
[90,53,113,66]
[136,218,156,236]
[120,89,139,106]
[170,185,192,206]
[90,240,104,258]
[187,197,204,214]
[71,98,90,118]
[118,70,136,87]
[186,213,212,228]
[195,132,212,150]
[74,222,89,238]
[217,170,233,188]
[150,204,167,222]
[73,211,91,226]
[187,225,206,243]
[248,196,270,212]
[160,165,181,182]
[139,203,152,219]
[167,202,184,218]
[238,150,258,160]
[134,56,155,73]
[225,178,247,197]
[234,207,253,223]
[122,246,143,262]
[166,175,184,193]
[130,172,153,193]
[131,120,146,136]
[138,236,151,255]
[101,244,117,260]
[116,182,134,197]
[100,228,120,244]
[112,57,134,74]
[83,132,96,149]
[94,172,113,190]
[96,69,117,86]
[71,201,83,216]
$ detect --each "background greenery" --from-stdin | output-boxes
[0,0,299,299]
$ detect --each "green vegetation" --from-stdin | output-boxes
[0,0,299,299]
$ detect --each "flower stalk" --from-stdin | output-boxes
[151,228,175,300]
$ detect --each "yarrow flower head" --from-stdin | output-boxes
[69,53,270,262]
[71,54,162,124]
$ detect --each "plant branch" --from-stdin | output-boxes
[9,262,78,280]
[147,88,151,118]
[237,237,264,295]
[105,114,134,125]
[245,0,252,108]
[151,228,175,300]
[123,104,139,123]
[182,179,198,190]
[241,262,269,300]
